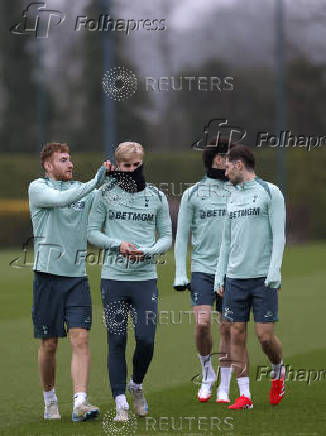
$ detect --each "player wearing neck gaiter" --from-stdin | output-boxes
[88,142,172,422]
[28,142,109,422]
[174,138,249,404]
[215,145,286,409]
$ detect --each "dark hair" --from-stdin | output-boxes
[40,143,70,169]
[202,137,235,169]
[227,145,255,170]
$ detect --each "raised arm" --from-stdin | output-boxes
[265,186,286,288]
[173,190,192,286]
[29,166,106,208]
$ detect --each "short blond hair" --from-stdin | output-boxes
[115,142,144,163]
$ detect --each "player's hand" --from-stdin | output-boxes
[128,248,145,262]
[173,283,191,292]
[102,160,115,173]
[216,286,224,297]
[119,242,143,256]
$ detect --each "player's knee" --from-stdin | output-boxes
[257,333,273,349]
[231,324,246,343]
[41,338,58,353]
[196,317,210,331]
[135,336,155,351]
[70,329,88,349]
[219,320,231,337]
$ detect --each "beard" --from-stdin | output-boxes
[52,168,73,181]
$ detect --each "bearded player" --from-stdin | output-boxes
[174,138,249,403]
[88,142,172,421]
[28,142,111,421]
[215,145,286,409]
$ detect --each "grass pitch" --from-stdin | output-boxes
[0,243,325,436]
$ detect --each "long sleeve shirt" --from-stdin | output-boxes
[28,167,106,277]
[87,184,172,280]
[174,176,233,286]
[214,177,286,289]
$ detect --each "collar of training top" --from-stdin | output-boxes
[108,164,146,192]
[237,177,257,190]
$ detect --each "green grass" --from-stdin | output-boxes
[0,243,326,436]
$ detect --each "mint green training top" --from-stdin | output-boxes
[174,176,233,286]
[28,167,106,277]
[87,183,172,280]
[214,177,286,289]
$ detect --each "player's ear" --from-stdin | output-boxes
[43,159,51,172]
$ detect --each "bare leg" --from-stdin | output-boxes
[69,328,90,394]
[38,338,58,391]
[230,322,248,378]
[193,305,212,356]
[255,323,282,364]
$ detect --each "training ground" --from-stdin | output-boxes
[0,243,325,436]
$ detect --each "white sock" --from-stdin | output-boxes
[130,379,143,390]
[43,388,57,406]
[271,360,284,379]
[218,367,232,395]
[73,392,87,408]
[199,354,216,382]
[115,394,129,408]
[237,377,251,398]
